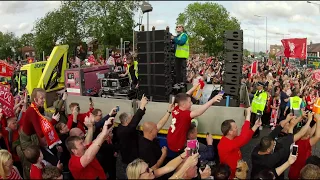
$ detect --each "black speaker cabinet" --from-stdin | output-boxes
[224,62,242,74]
[223,73,241,85]
[224,41,243,52]
[225,52,243,63]
[224,30,243,41]
[222,84,240,97]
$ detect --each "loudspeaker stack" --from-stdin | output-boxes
[136,29,175,102]
[222,30,243,107]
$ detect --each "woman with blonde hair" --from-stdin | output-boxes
[0,150,22,179]
[127,151,198,179]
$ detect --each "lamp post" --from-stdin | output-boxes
[244,29,256,54]
[254,15,268,55]
[307,1,320,12]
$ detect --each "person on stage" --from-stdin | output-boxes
[171,24,189,88]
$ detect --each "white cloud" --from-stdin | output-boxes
[0,1,29,15]
[288,15,317,25]
[18,23,29,30]
[233,1,319,24]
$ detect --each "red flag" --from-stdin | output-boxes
[251,61,258,75]
[0,85,14,117]
[0,60,14,77]
[312,70,320,82]
[281,38,307,59]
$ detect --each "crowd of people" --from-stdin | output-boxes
[0,52,320,180]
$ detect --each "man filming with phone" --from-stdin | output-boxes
[251,82,268,138]
[117,94,148,179]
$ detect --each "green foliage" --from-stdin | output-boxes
[33,9,65,57]
[0,32,20,60]
[258,51,266,57]
[86,1,138,48]
[244,49,251,57]
[176,2,241,56]
[19,33,35,47]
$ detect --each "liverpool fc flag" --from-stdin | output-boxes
[281,38,307,59]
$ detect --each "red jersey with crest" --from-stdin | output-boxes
[167,106,192,152]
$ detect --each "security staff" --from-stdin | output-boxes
[120,54,139,89]
[251,82,268,138]
[284,90,304,118]
[171,24,189,87]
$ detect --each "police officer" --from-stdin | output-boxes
[171,24,189,87]
[251,82,268,138]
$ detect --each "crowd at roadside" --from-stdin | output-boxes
[1,51,320,180]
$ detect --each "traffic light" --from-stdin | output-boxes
[124,41,131,54]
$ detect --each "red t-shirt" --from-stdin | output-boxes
[288,139,312,179]
[167,106,192,152]
[305,95,314,110]
[30,163,44,179]
[69,155,106,179]
[217,121,254,179]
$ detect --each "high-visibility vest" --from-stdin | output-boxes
[175,33,189,59]
[127,61,138,82]
[290,96,302,110]
[251,90,268,114]
[21,75,27,85]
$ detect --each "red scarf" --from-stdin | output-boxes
[31,103,61,149]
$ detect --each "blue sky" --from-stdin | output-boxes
[1,1,320,53]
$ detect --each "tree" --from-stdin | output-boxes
[19,33,35,47]
[33,9,65,58]
[244,49,251,57]
[86,1,139,49]
[59,1,89,57]
[176,2,240,56]
[0,31,20,60]
[258,51,266,57]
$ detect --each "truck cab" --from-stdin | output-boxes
[11,45,69,113]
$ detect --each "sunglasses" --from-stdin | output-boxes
[176,26,182,28]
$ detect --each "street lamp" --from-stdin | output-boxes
[244,29,256,53]
[254,15,268,55]
[307,1,320,12]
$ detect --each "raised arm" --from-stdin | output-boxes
[157,104,174,131]
[190,94,223,119]
[128,95,148,128]
[275,154,297,176]
[294,112,312,142]
[154,151,187,178]
[310,114,320,146]
[83,115,94,146]
[80,118,113,168]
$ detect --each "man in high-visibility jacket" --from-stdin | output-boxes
[284,90,305,118]
[120,54,139,89]
[171,24,189,87]
[251,82,268,138]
